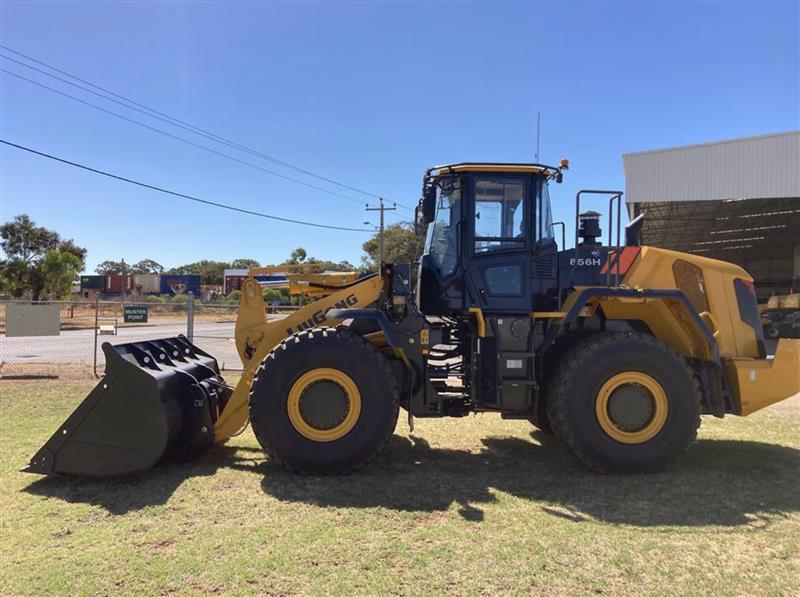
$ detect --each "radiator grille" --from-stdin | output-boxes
[535,256,555,278]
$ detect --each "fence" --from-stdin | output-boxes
[0,297,294,378]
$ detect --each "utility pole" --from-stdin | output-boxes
[365,197,397,265]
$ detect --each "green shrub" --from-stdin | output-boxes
[262,287,283,303]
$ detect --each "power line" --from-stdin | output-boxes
[0,68,376,208]
[0,44,414,211]
[0,51,378,202]
[0,139,372,233]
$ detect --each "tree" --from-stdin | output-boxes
[231,258,260,270]
[168,260,229,285]
[288,247,307,264]
[276,248,357,273]
[58,239,88,262]
[96,258,163,275]
[95,260,126,275]
[41,250,83,299]
[0,214,59,261]
[0,214,86,300]
[0,260,29,297]
[132,259,165,274]
[362,222,423,271]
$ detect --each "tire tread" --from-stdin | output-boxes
[546,332,702,473]
[249,326,399,474]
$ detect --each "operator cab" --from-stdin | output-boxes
[416,162,565,315]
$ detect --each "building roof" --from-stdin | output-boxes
[622,131,799,204]
[622,132,800,298]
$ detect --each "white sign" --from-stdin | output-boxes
[5,304,61,337]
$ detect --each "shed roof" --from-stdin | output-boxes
[622,131,800,204]
[622,132,800,298]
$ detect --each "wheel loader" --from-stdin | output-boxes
[26,162,800,476]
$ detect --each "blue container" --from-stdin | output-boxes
[159,275,201,296]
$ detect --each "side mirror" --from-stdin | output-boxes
[414,187,436,235]
[414,204,427,235]
[422,187,436,222]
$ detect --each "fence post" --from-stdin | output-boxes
[187,292,195,342]
[93,295,100,378]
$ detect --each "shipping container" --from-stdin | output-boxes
[133,274,161,295]
[224,275,248,295]
[105,275,135,294]
[224,269,248,295]
[80,275,105,290]
[160,274,201,296]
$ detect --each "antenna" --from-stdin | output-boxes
[535,112,541,163]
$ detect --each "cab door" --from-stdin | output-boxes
[464,174,533,313]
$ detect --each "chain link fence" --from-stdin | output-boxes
[0,298,285,379]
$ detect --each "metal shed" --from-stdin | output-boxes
[623,131,800,300]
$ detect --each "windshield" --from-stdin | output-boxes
[425,177,461,277]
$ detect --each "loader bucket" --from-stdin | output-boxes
[24,336,232,477]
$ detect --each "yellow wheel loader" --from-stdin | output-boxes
[25,163,800,476]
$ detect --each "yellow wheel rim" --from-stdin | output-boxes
[287,368,361,442]
[595,372,668,444]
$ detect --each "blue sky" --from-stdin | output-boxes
[1,1,798,273]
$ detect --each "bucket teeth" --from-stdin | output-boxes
[24,335,231,477]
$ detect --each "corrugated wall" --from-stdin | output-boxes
[623,131,800,204]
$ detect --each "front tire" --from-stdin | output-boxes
[546,332,701,473]
[249,327,399,473]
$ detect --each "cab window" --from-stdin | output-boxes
[473,177,526,253]
[426,178,462,277]
[537,179,554,242]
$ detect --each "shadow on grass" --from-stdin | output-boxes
[23,435,800,526]
[22,444,246,515]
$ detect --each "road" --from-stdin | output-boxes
[1,321,244,370]
[0,319,784,372]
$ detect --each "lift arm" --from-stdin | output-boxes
[212,271,385,441]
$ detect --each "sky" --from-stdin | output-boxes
[1,1,798,273]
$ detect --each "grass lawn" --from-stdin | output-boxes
[1,376,798,596]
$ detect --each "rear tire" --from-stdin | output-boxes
[546,332,701,473]
[532,331,593,435]
[249,327,399,474]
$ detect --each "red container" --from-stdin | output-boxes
[105,275,135,294]
[224,275,248,295]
